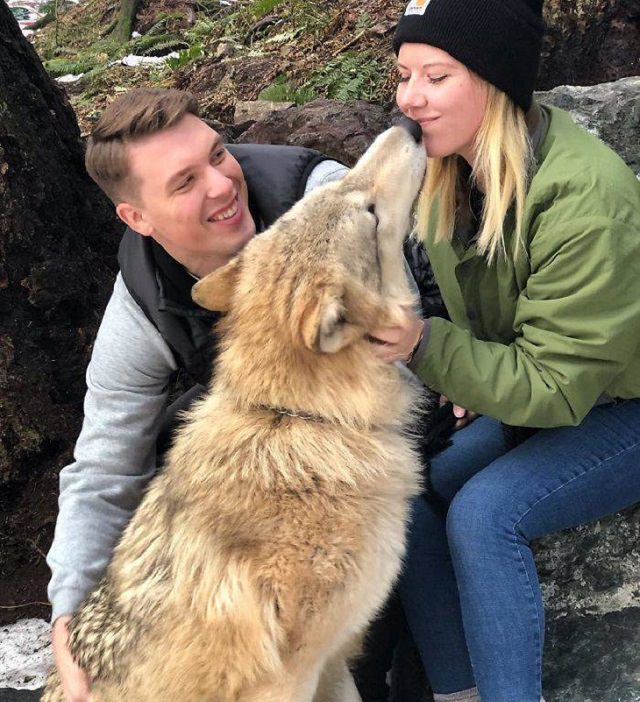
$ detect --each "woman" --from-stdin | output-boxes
[370,1,640,700]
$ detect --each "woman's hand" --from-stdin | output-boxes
[440,394,478,430]
[52,615,92,702]
[368,310,425,364]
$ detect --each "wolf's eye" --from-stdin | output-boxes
[367,204,376,217]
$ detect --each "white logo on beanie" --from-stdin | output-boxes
[404,0,432,15]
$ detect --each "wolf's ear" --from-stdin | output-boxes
[300,279,396,354]
[300,285,364,353]
[191,257,242,312]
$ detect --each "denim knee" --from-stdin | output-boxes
[445,479,520,556]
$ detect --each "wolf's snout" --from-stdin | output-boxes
[395,117,423,144]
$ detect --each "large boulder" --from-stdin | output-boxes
[536,76,640,177]
[537,504,640,700]
[235,98,389,166]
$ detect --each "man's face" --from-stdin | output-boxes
[117,114,256,277]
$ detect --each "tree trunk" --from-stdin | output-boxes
[110,0,141,43]
[0,6,121,621]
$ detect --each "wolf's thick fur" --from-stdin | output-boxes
[42,125,427,702]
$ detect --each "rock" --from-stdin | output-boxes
[236,79,639,178]
[536,76,640,177]
[370,21,396,36]
[0,690,42,701]
[536,504,640,701]
[214,41,236,59]
[0,619,51,690]
[233,99,294,126]
[236,98,390,165]
[539,1,640,90]
[203,118,239,145]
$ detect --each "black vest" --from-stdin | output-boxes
[118,144,331,386]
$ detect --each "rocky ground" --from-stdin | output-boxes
[0,619,49,692]
[28,0,640,134]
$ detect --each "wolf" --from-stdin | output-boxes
[42,121,427,702]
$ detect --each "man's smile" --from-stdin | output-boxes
[208,195,241,224]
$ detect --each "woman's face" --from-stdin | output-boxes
[396,43,489,163]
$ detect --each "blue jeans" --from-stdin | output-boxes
[399,399,640,702]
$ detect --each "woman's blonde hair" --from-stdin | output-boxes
[416,84,533,263]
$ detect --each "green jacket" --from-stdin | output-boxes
[415,106,640,428]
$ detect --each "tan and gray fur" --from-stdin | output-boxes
[42,125,427,702]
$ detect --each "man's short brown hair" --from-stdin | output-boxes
[85,87,200,204]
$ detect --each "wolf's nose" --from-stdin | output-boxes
[396,117,423,144]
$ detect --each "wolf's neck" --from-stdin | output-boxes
[212,338,415,430]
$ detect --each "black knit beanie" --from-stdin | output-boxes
[392,0,545,112]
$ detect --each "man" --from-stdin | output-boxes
[47,87,350,700]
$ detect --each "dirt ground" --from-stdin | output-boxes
[0,468,61,625]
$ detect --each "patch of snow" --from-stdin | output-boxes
[0,619,51,690]
[120,53,179,67]
[56,73,85,83]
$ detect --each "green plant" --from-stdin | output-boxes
[263,27,303,44]
[210,0,330,44]
[131,33,189,56]
[165,43,204,70]
[145,11,187,35]
[355,11,373,32]
[306,51,386,102]
[258,74,315,104]
[184,17,221,43]
[286,1,332,35]
[248,0,286,20]
[43,55,99,77]
[82,37,126,59]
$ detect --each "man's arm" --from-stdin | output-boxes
[46,272,177,622]
[304,159,349,193]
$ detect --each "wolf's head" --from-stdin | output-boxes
[194,123,425,348]
[192,123,426,420]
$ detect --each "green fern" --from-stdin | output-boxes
[185,18,220,42]
[263,28,303,44]
[258,74,315,104]
[248,0,287,20]
[43,56,99,77]
[145,11,187,35]
[355,12,373,32]
[165,44,204,70]
[132,33,189,56]
[306,51,386,102]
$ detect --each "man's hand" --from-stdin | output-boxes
[52,615,91,702]
[368,309,424,364]
[440,394,478,431]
